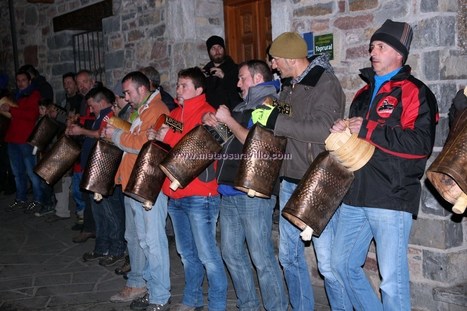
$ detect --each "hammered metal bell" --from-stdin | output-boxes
[282,151,354,237]
[234,124,287,198]
[34,135,81,185]
[159,125,222,191]
[81,139,123,198]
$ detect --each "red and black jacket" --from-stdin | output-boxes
[343,65,438,216]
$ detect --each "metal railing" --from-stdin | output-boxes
[73,31,104,81]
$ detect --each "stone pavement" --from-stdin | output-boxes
[0,191,330,311]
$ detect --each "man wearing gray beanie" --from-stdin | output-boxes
[252,32,350,310]
[330,19,438,310]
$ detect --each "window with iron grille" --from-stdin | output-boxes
[73,31,105,82]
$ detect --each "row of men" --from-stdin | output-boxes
[1,20,441,311]
[87,20,438,311]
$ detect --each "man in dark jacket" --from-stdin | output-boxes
[252,32,350,310]
[202,35,242,110]
[330,20,438,310]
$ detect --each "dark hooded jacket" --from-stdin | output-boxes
[203,56,242,110]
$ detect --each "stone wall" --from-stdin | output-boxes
[1,0,466,309]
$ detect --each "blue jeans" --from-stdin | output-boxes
[72,172,86,214]
[91,186,126,256]
[220,194,287,311]
[168,195,227,311]
[331,203,413,311]
[279,180,351,311]
[125,193,170,305]
[312,208,352,311]
[8,143,43,203]
[279,180,313,311]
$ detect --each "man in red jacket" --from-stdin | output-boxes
[149,67,227,311]
[1,70,43,212]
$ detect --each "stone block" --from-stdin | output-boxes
[423,50,440,80]
[420,0,438,13]
[349,0,378,11]
[148,25,166,38]
[128,29,144,42]
[51,63,75,76]
[102,15,121,34]
[105,50,124,70]
[408,246,423,279]
[150,40,168,61]
[411,281,441,310]
[294,2,334,17]
[411,216,463,249]
[441,50,467,80]
[416,17,455,49]
[334,15,373,30]
[51,32,74,50]
[433,283,467,307]
[345,45,368,60]
[423,248,467,283]
[25,6,39,26]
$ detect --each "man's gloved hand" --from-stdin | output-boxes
[299,225,314,241]
[251,105,279,130]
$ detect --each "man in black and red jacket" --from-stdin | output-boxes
[330,19,438,310]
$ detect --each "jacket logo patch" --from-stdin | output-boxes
[376,96,398,119]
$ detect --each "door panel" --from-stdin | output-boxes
[224,0,271,63]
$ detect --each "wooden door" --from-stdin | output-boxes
[224,0,272,63]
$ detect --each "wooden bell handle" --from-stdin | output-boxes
[452,192,467,214]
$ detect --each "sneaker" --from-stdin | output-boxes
[146,301,171,311]
[24,201,43,214]
[130,293,150,310]
[6,200,27,212]
[110,286,147,303]
[82,251,106,262]
[171,303,203,311]
[99,254,125,267]
[115,255,131,275]
[34,204,55,217]
[45,214,71,223]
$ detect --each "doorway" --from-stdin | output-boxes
[224,0,272,63]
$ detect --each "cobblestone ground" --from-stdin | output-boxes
[0,192,330,311]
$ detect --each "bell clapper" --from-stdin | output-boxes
[452,192,467,214]
[170,180,180,191]
[94,193,103,202]
[143,201,153,211]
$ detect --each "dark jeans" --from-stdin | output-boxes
[83,191,96,233]
[91,186,126,256]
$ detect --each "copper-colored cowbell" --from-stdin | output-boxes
[34,135,81,185]
[234,124,287,198]
[28,116,61,154]
[81,139,123,197]
[427,108,467,214]
[282,152,354,237]
[125,140,170,210]
[159,125,222,191]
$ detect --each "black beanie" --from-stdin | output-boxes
[370,19,413,63]
[206,35,225,51]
